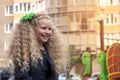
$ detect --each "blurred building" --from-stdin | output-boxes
[45,0,97,54]
[0,0,45,68]
[0,0,13,59]
[96,0,120,50]
[45,0,120,53]
[0,0,13,68]
[13,0,45,23]
[44,0,120,74]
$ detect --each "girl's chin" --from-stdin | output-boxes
[41,39,49,43]
[38,38,49,43]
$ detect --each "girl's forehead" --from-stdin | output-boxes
[38,19,52,24]
[37,19,53,27]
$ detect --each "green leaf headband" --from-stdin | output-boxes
[21,13,35,21]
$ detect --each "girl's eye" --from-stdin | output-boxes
[48,28,52,30]
[39,26,47,30]
[39,26,52,30]
[41,27,46,29]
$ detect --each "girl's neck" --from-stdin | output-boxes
[38,44,45,51]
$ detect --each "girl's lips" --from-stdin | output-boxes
[42,34,50,37]
[41,35,50,39]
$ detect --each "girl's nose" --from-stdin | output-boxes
[46,28,51,33]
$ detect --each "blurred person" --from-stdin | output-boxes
[8,13,69,80]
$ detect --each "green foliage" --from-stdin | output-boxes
[70,54,81,65]
[66,54,81,80]
[70,54,80,61]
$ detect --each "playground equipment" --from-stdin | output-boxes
[80,43,120,80]
[106,43,120,80]
[97,51,108,80]
[81,51,91,80]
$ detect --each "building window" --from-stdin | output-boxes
[105,14,109,24]
[4,40,9,51]
[104,14,113,25]
[111,14,113,24]
[28,3,31,11]
[14,1,45,13]
[5,23,13,33]
[14,3,19,12]
[111,0,119,5]
[56,0,61,5]
[98,0,105,6]
[113,13,119,24]
[97,0,119,6]
[23,3,31,12]
[81,18,88,30]
[98,0,117,5]
[45,0,50,9]
[38,1,45,11]
[20,3,22,11]
[110,0,113,4]
[23,3,27,11]
[5,5,13,16]
[14,3,30,12]
[15,6,18,12]
[105,13,120,25]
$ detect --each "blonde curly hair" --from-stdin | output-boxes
[9,13,69,74]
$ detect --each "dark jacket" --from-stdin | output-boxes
[14,50,58,80]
